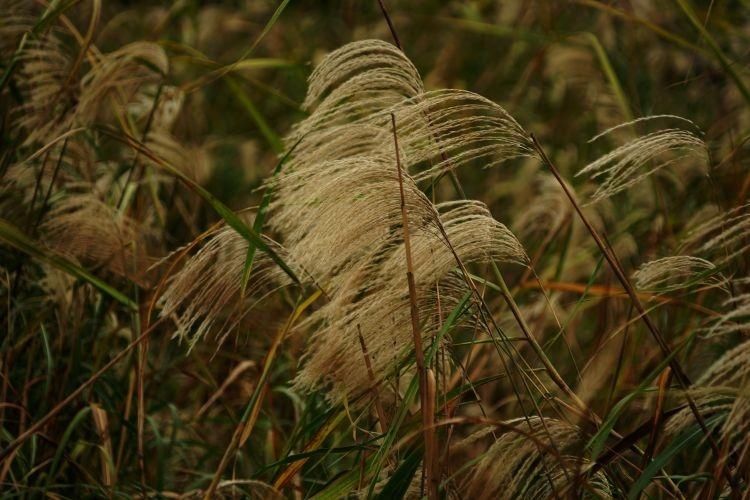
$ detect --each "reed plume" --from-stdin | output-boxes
[267,40,531,405]
[462,418,612,500]
[42,191,149,283]
[577,116,708,203]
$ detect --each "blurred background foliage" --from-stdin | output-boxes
[1,0,750,497]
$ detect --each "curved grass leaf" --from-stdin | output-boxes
[627,414,724,499]
[0,218,137,310]
[241,137,304,294]
[375,448,422,499]
[99,128,301,285]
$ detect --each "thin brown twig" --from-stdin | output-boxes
[376,0,402,50]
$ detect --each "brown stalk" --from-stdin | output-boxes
[357,326,389,433]
[641,367,672,472]
[530,133,738,490]
[520,279,720,317]
[90,403,115,489]
[424,368,438,497]
[376,0,402,50]
[390,112,435,499]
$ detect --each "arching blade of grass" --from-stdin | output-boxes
[225,77,284,154]
[583,33,633,122]
[241,138,303,295]
[42,406,92,494]
[99,127,301,285]
[39,325,54,398]
[0,219,136,310]
[261,431,383,477]
[440,16,548,44]
[675,0,750,106]
[575,0,705,53]
[180,0,292,93]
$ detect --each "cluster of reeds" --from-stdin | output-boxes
[1,1,749,498]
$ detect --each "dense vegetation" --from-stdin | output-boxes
[1,1,749,498]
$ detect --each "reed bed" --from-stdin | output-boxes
[1,1,749,498]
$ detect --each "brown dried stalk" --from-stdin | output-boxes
[357,326,389,432]
[391,112,436,499]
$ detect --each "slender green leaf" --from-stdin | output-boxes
[0,219,137,309]
[43,406,92,491]
[241,137,303,293]
[627,414,724,499]
[375,448,422,499]
[225,76,284,154]
[100,128,301,285]
[675,0,750,106]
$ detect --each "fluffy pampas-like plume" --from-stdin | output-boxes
[158,223,300,350]
[577,116,708,203]
[41,192,150,284]
[461,417,612,500]
[632,255,725,292]
[267,40,531,404]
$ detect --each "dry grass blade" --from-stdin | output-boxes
[392,112,434,498]
[90,403,115,488]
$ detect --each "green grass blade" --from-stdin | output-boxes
[675,0,750,106]
[584,33,634,122]
[100,128,301,285]
[375,447,422,499]
[42,406,92,492]
[627,414,724,499]
[0,218,137,310]
[241,138,302,294]
[225,76,284,154]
